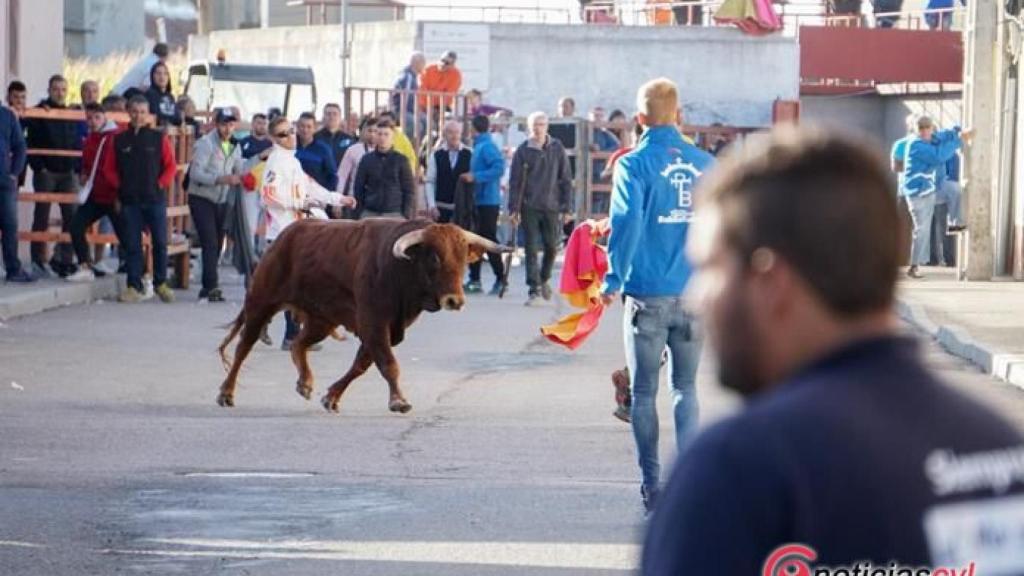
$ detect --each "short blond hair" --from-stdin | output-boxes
[636,78,679,126]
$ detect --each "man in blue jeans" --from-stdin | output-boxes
[105,95,178,303]
[599,78,713,513]
[0,102,33,282]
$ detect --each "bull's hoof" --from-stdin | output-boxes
[296,380,313,400]
[217,392,234,407]
[321,394,340,413]
[389,399,413,414]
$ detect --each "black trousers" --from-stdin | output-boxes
[523,206,560,292]
[69,200,122,266]
[188,195,227,293]
[469,205,504,283]
[31,170,77,266]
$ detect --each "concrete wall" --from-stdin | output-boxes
[64,0,145,58]
[191,22,417,116]
[484,23,798,127]
[6,0,64,100]
[191,20,799,127]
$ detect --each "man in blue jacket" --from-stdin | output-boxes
[462,115,507,295]
[295,112,338,192]
[1,103,32,282]
[598,78,713,513]
[901,116,971,279]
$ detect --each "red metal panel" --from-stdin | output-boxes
[800,26,963,85]
[772,99,801,124]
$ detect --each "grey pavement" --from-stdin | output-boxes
[1,265,1023,575]
[897,266,1024,390]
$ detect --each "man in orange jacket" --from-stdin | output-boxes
[418,51,462,117]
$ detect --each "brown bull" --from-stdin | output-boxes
[217,218,508,413]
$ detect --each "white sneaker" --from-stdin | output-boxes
[66,268,95,283]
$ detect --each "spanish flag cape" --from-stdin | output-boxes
[541,221,609,350]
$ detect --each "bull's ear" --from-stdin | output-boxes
[467,245,485,264]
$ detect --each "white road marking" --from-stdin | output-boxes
[0,540,45,549]
[105,539,639,571]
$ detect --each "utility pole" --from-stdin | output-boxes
[341,0,350,115]
[962,0,1001,280]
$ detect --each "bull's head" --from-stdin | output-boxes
[393,224,510,312]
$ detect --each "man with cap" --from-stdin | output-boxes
[418,50,463,118]
[187,107,246,302]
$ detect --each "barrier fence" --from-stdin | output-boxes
[14,108,193,288]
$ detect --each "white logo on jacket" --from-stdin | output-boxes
[658,158,702,224]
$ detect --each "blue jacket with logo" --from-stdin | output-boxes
[470,133,505,206]
[902,128,961,198]
[601,125,713,297]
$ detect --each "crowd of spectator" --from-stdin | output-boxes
[0,41,743,313]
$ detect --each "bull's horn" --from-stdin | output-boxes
[462,230,512,253]
[393,229,427,260]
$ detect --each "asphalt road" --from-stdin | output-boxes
[2,269,1023,575]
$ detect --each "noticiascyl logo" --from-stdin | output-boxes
[763,543,818,576]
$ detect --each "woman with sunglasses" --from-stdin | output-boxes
[260,116,357,350]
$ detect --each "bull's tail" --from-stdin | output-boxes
[218,310,246,372]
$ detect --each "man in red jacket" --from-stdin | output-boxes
[102,95,177,302]
[66,103,123,282]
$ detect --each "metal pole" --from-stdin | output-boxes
[341,0,349,111]
[962,0,1000,280]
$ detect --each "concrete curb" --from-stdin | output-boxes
[896,298,1024,391]
[0,277,119,322]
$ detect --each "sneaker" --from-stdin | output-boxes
[119,286,144,303]
[464,281,483,294]
[93,260,116,276]
[65,268,95,283]
[207,288,225,302]
[488,282,506,296]
[4,269,36,283]
[154,283,176,303]
[641,485,658,515]
[91,266,107,278]
[907,265,924,279]
[50,259,77,279]
[259,326,273,347]
[948,224,967,232]
[541,283,553,301]
[524,293,545,307]
[116,262,127,275]
[31,262,52,280]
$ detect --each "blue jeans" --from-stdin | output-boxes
[0,179,23,276]
[907,193,936,266]
[121,201,168,291]
[939,180,962,227]
[623,295,702,492]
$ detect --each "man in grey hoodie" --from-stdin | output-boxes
[187,108,245,301]
[508,111,573,306]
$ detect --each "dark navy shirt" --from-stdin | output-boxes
[239,135,273,160]
[643,337,1024,575]
[295,138,338,191]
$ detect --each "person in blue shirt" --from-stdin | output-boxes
[901,115,971,278]
[239,113,273,161]
[0,104,32,282]
[643,127,1024,576]
[598,78,713,513]
[294,112,338,192]
[462,115,507,295]
[926,0,965,30]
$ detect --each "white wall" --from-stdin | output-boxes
[191,20,799,127]
[484,23,799,127]
[64,0,146,58]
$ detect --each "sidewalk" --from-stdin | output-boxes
[897,266,1024,390]
[0,276,119,322]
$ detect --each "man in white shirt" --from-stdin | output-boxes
[111,43,169,97]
